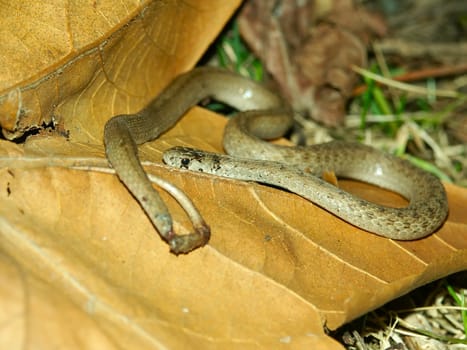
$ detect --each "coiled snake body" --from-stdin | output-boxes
[104,67,448,254]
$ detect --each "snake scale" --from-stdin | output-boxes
[104,67,448,254]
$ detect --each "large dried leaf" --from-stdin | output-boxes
[0,1,466,349]
[0,0,240,142]
[1,108,466,349]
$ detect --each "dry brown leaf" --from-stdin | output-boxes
[0,108,466,349]
[238,0,386,126]
[0,0,240,142]
[0,1,466,349]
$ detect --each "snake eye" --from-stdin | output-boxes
[181,158,190,168]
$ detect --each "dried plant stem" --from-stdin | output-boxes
[0,156,207,243]
[351,65,461,98]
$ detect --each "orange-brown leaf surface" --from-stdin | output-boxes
[1,109,466,349]
[0,1,466,349]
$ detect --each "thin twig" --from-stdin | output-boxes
[0,155,208,239]
[351,65,461,98]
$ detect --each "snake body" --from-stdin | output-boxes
[104,67,448,254]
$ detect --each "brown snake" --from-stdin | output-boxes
[104,67,448,254]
